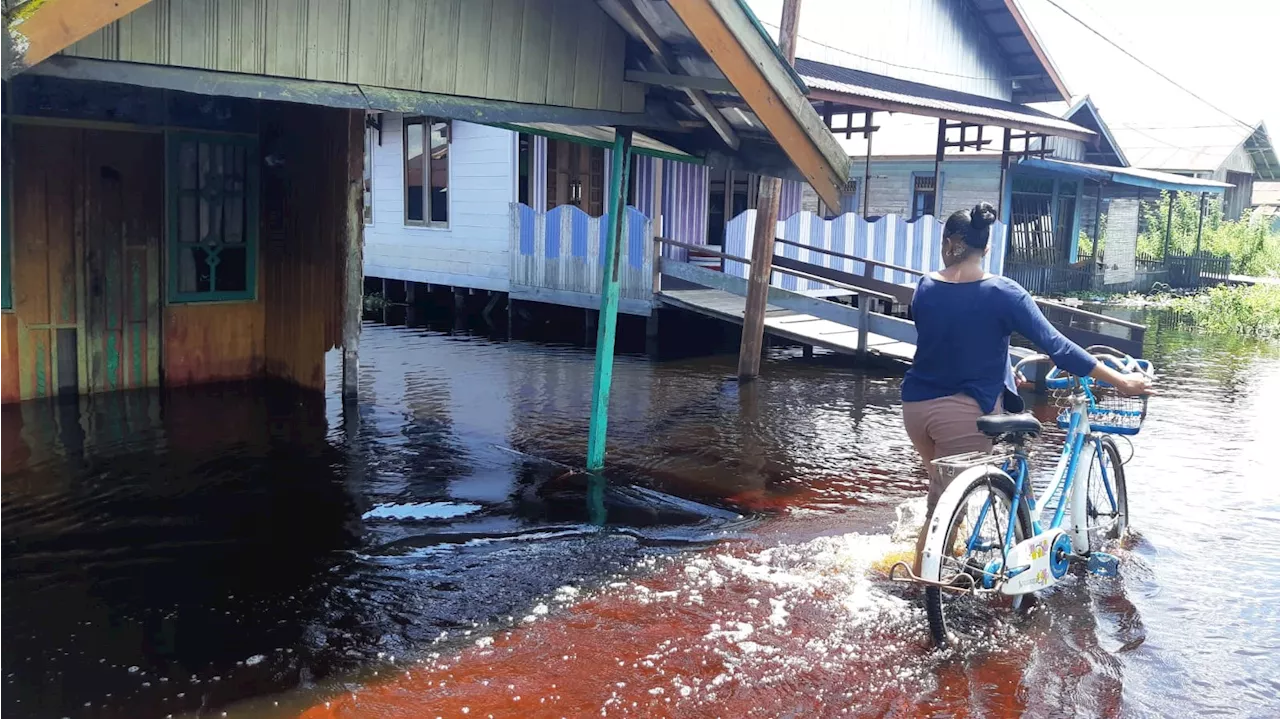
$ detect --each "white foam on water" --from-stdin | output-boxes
[361,502,483,521]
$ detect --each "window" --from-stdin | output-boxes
[168,133,258,302]
[822,179,858,219]
[911,174,937,220]
[364,117,375,224]
[404,116,450,225]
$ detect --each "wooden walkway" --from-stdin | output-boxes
[659,287,916,363]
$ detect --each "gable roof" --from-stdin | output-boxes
[1060,95,1128,167]
[1109,121,1279,179]
[969,0,1071,103]
[795,58,1092,140]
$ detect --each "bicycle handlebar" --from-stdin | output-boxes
[1012,347,1156,389]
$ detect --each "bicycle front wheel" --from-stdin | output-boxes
[923,470,1033,647]
[1085,435,1128,551]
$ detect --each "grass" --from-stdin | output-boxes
[1164,283,1280,340]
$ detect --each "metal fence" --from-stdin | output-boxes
[1003,260,1096,296]
[1006,249,1229,296]
[1166,251,1231,288]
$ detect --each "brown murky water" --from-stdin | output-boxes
[3,311,1278,718]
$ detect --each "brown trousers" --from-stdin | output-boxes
[902,393,1000,512]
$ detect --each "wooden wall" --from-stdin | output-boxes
[64,0,643,113]
[162,302,266,386]
[1,314,19,403]
[259,103,352,391]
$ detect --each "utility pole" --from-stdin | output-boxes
[738,0,802,380]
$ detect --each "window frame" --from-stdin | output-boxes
[364,117,375,226]
[165,130,260,304]
[910,171,942,221]
[821,179,858,219]
[402,115,451,228]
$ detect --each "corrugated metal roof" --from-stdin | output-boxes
[1254,182,1280,207]
[1017,157,1233,194]
[1107,122,1278,180]
[795,58,1093,140]
[495,122,700,162]
[1110,123,1255,173]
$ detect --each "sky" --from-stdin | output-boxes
[745,0,1278,142]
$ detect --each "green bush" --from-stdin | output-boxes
[1166,283,1280,339]
[1138,191,1280,276]
[1078,212,1106,257]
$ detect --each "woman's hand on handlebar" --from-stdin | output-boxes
[1089,358,1155,396]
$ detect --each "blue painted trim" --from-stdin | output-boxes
[909,170,943,220]
[1096,439,1118,512]
[1068,179,1084,263]
[1000,166,1014,227]
[1108,172,1227,195]
[966,495,994,554]
[1050,412,1087,530]
[1017,158,1229,195]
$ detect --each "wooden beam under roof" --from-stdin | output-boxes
[601,0,740,151]
[3,0,157,79]
[666,0,850,211]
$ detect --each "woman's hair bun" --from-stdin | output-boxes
[970,202,997,231]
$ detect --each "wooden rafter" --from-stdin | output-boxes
[601,0,740,151]
[667,0,847,212]
[4,0,156,79]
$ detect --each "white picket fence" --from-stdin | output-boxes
[509,202,654,305]
[723,211,1008,293]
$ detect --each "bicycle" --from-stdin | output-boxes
[890,345,1155,647]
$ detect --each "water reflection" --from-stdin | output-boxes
[3,311,1278,718]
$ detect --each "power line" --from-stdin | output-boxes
[1038,0,1256,133]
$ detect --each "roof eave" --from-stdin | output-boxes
[1002,0,1072,103]
[667,0,851,211]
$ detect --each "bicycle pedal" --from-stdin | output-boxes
[1087,552,1120,577]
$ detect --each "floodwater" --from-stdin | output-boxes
[3,310,1277,718]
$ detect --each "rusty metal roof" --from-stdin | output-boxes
[795,58,1093,141]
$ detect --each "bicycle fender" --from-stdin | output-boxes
[918,466,1011,583]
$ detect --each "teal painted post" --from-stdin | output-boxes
[1068,179,1084,263]
[586,129,634,472]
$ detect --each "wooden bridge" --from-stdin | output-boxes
[505,204,1148,363]
[653,237,1148,364]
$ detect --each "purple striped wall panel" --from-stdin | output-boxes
[780,180,803,219]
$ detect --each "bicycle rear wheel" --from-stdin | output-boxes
[923,470,1033,647]
[1084,435,1128,551]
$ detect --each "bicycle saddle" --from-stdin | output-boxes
[975,412,1042,438]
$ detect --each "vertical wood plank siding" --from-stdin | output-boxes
[163,302,267,385]
[779,179,803,218]
[791,0,1012,99]
[659,159,710,256]
[64,0,644,113]
[1,314,20,403]
[259,104,353,390]
[533,146,708,253]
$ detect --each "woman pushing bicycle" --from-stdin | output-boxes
[901,202,1152,573]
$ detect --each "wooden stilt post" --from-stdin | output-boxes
[1162,191,1175,259]
[738,0,801,381]
[585,129,634,472]
[738,177,781,379]
[342,110,364,402]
